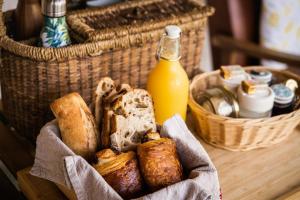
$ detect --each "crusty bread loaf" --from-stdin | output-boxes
[94,77,116,131]
[50,92,99,161]
[110,89,156,152]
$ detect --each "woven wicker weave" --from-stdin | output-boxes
[67,0,213,42]
[189,66,300,151]
[0,0,213,141]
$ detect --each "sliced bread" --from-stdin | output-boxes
[100,84,132,148]
[94,77,116,131]
[110,89,156,152]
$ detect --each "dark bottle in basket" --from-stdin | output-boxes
[40,0,71,47]
[14,0,43,40]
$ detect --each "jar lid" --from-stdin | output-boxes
[271,84,294,104]
[250,70,272,83]
[198,87,239,117]
[221,87,239,117]
[42,0,66,17]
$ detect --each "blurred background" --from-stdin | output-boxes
[4,0,300,72]
[209,0,300,72]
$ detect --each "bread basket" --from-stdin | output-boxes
[189,66,300,151]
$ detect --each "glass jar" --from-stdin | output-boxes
[197,87,239,118]
[271,84,295,116]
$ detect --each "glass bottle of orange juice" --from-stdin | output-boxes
[147,25,189,124]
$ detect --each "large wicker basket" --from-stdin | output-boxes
[189,66,300,151]
[67,0,212,43]
[0,0,213,141]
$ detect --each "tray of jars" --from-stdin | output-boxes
[189,66,300,151]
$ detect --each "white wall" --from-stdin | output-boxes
[3,0,17,11]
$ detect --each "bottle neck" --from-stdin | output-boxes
[157,35,181,61]
[44,15,67,24]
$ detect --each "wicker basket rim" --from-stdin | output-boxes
[67,0,214,41]
[189,66,300,125]
[69,0,212,18]
[0,0,214,62]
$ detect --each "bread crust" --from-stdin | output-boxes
[101,109,114,148]
[94,77,116,131]
[100,83,132,148]
[50,92,99,161]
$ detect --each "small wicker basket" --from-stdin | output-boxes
[189,66,300,151]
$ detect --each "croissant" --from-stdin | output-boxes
[93,149,144,199]
[137,133,183,191]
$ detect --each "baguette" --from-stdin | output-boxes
[50,92,99,161]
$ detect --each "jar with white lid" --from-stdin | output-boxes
[219,65,250,93]
[271,84,295,116]
[249,70,272,85]
[238,81,275,118]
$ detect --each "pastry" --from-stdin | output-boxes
[137,133,183,191]
[50,92,99,161]
[93,149,144,199]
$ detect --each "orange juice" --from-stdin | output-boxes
[147,25,189,124]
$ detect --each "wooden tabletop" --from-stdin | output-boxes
[0,107,300,200]
[197,126,300,200]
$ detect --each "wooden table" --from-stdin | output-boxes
[199,127,300,200]
[1,107,300,200]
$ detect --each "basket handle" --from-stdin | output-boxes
[0,0,7,39]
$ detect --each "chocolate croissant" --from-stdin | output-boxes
[93,149,143,199]
[137,133,183,191]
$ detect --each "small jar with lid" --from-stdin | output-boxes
[219,65,250,93]
[249,70,272,85]
[238,80,275,118]
[197,86,239,118]
[271,84,295,116]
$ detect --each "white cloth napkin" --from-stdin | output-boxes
[30,115,220,200]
